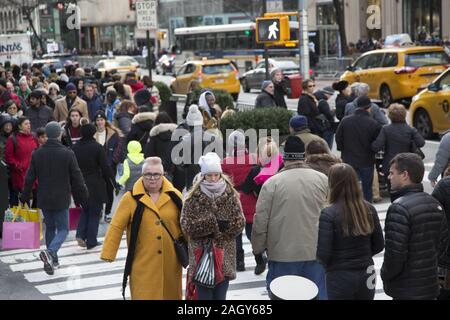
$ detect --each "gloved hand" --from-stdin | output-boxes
[114,183,122,196]
[217,220,229,233]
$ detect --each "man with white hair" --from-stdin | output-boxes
[101,157,185,300]
[344,83,388,126]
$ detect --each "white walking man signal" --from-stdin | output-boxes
[268,22,279,40]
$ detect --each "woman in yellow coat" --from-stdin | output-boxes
[100,157,183,300]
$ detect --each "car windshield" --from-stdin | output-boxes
[405,51,450,67]
[202,64,234,74]
[275,61,299,69]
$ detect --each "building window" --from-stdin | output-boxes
[403,0,442,41]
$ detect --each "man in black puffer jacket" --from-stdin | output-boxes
[382,153,448,300]
[432,166,450,291]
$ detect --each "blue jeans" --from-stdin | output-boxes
[75,202,103,248]
[355,167,374,203]
[42,209,69,262]
[266,261,327,300]
[197,278,230,300]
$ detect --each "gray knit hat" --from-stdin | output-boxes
[45,121,62,139]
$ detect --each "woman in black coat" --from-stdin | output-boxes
[145,112,177,179]
[271,68,288,109]
[72,121,113,250]
[317,163,384,300]
[432,167,450,291]
[297,79,321,135]
[333,80,353,122]
[371,104,425,189]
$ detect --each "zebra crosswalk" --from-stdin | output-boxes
[0,202,392,300]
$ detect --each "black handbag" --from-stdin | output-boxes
[151,210,189,269]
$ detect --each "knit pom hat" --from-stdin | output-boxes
[186,105,204,126]
[199,152,222,175]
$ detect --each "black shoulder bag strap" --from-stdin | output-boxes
[150,191,183,241]
[122,192,145,300]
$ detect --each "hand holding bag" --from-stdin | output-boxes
[11,203,43,240]
[193,239,215,288]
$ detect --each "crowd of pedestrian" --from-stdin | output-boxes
[0,59,449,302]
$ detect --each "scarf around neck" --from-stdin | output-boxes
[200,178,227,200]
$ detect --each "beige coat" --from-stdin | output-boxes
[53,96,89,122]
[251,162,329,262]
[100,177,183,300]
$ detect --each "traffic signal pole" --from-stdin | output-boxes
[298,0,310,80]
[263,1,270,80]
[146,30,153,82]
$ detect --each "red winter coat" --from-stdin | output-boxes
[222,153,258,223]
[5,132,39,191]
[128,80,145,94]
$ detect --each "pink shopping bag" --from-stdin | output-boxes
[2,221,40,250]
[69,207,82,231]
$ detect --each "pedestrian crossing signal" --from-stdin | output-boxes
[256,17,290,45]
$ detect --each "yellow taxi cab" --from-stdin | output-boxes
[170,59,240,101]
[409,67,450,139]
[94,56,140,79]
[341,46,450,108]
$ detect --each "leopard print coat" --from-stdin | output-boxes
[181,183,245,281]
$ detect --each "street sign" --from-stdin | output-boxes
[266,0,283,12]
[136,0,157,30]
[256,17,290,44]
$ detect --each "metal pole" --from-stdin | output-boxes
[146,30,153,82]
[298,0,310,80]
[263,0,270,80]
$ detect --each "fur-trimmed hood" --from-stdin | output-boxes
[150,123,178,137]
[306,153,342,176]
[132,111,158,124]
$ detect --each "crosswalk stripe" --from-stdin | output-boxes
[0,235,111,257]
[1,203,392,300]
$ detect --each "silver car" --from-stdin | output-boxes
[240,59,300,92]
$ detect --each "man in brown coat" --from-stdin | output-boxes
[53,83,89,122]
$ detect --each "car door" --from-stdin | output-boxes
[363,53,385,97]
[251,61,266,89]
[380,53,400,98]
[179,64,197,94]
[431,71,450,132]
[347,54,371,84]
[172,65,186,93]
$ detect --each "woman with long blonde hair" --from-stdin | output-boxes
[317,163,384,300]
[181,152,245,300]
